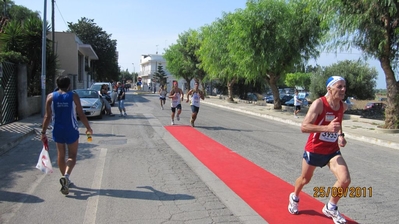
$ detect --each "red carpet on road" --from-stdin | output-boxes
[165,125,357,224]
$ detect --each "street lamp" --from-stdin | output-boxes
[132,63,135,88]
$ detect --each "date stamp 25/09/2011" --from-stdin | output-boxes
[313,186,372,198]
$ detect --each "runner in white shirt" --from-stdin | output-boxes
[168,80,184,125]
[186,81,205,127]
[158,85,167,110]
[293,90,302,118]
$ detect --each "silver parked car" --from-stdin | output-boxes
[89,82,117,106]
[73,89,105,119]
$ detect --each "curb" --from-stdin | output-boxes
[202,100,399,150]
[0,129,36,156]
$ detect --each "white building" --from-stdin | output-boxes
[139,54,187,92]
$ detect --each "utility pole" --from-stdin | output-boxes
[41,0,48,117]
[51,0,55,90]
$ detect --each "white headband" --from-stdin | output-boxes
[325,76,345,96]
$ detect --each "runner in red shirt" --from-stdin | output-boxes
[288,76,349,224]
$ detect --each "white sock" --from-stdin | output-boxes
[328,202,337,210]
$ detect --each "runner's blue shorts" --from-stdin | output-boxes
[53,127,79,144]
[191,105,200,113]
[303,150,341,167]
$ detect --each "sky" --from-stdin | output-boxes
[15,0,387,89]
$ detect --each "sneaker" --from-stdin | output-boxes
[288,193,299,214]
[176,115,180,121]
[59,176,69,195]
[171,120,175,125]
[119,113,123,117]
[190,119,195,127]
[109,113,115,117]
[161,106,164,110]
[124,112,127,116]
[322,204,346,224]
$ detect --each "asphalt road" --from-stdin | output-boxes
[0,91,398,224]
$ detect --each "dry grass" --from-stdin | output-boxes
[351,98,386,110]
[351,100,369,110]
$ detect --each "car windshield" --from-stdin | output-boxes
[90,84,103,91]
[74,89,98,98]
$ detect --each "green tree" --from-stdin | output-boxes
[154,65,167,86]
[164,31,196,92]
[284,72,311,91]
[314,0,399,128]
[230,0,324,109]
[68,17,119,82]
[0,15,56,95]
[119,68,132,82]
[309,60,377,100]
[198,12,244,102]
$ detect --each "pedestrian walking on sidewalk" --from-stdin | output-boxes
[293,90,302,118]
[40,75,93,195]
[186,80,204,127]
[288,76,350,224]
[159,85,167,110]
[169,80,184,125]
[117,82,127,117]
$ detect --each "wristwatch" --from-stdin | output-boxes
[41,131,46,134]
[338,133,345,137]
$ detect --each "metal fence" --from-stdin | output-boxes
[0,61,18,126]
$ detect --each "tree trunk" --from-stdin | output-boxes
[266,73,281,109]
[226,78,236,102]
[379,57,399,129]
[184,78,191,92]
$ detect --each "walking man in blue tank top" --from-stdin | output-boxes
[41,75,93,195]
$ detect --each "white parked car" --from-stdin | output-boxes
[89,82,117,106]
[73,89,105,119]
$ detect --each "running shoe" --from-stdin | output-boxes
[288,192,299,214]
[124,112,127,116]
[176,114,180,121]
[59,176,69,195]
[322,204,347,224]
[171,120,175,125]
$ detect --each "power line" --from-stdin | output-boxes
[54,1,68,30]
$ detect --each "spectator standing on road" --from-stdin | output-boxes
[117,82,127,117]
[293,90,302,118]
[159,85,167,110]
[186,81,204,127]
[169,80,184,125]
[288,76,349,224]
[40,75,93,195]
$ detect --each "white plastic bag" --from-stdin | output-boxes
[36,145,53,174]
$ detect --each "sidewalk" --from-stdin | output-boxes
[201,96,399,150]
[1,95,398,156]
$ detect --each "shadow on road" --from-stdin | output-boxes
[66,185,195,201]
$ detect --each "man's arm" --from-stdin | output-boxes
[199,90,205,100]
[168,89,175,98]
[186,90,193,102]
[41,93,53,134]
[179,88,184,101]
[301,98,341,134]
